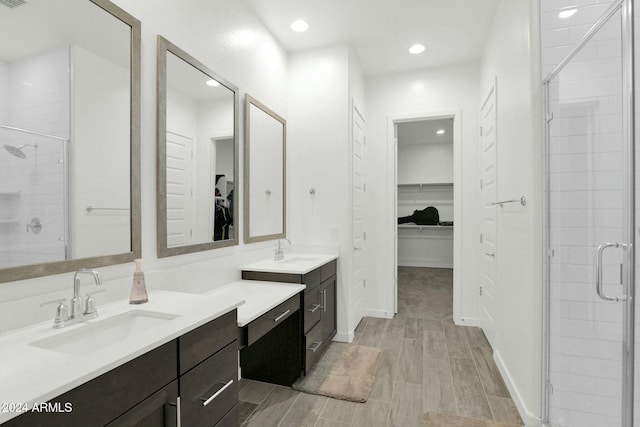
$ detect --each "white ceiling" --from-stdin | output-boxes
[397,118,453,145]
[247,0,501,76]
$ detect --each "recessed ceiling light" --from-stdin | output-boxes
[206,79,220,87]
[409,43,425,55]
[558,8,577,19]
[291,19,309,32]
[436,129,445,135]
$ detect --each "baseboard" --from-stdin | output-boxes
[334,330,353,343]
[493,350,541,427]
[364,308,393,318]
[455,316,481,327]
[398,261,453,269]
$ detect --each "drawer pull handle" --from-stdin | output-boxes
[307,304,321,313]
[201,379,234,407]
[167,396,181,427]
[272,309,290,322]
[309,341,323,352]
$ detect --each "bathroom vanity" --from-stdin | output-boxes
[241,255,338,374]
[0,291,244,427]
[0,279,313,427]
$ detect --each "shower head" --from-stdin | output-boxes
[3,144,37,159]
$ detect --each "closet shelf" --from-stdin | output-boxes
[398,182,453,188]
[398,224,453,230]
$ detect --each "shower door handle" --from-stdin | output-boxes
[596,242,627,302]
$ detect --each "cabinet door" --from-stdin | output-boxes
[320,277,336,341]
[106,381,179,427]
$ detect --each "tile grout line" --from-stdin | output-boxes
[465,330,498,423]
[312,396,331,427]
[440,322,461,417]
[385,315,405,426]
[275,391,302,427]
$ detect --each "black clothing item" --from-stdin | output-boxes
[214,204,231,240]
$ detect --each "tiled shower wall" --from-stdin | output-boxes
[0,47,68,267]
[541,0,640,426]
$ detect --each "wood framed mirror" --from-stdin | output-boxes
[157,36,239,257]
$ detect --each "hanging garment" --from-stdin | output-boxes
[213,204,231,240]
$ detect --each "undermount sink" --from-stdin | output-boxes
[30,310,179,354]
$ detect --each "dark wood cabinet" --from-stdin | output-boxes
[320,276,337,347]
[242,259,338,374]
[105,381,179,427]
[239,295,302,386]
[2,310,239,427]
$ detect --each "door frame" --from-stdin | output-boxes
[479,79,498,347]
[388,110,462,319]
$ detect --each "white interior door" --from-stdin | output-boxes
[479,81,498,347]
[166,131,194,247]
[352,104,367,326]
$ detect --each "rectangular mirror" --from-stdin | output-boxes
[244,95,286,243]
[157,36,239,257]
[0,0,141,282]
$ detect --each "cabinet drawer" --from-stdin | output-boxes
[303,285,321,333]
[179,309,237,375]
[305,321,325,374]
[245,295,299,346]
[320,260,337,282]
[105,380,178,427]
[180,341,238,427]
[302,268,321,289]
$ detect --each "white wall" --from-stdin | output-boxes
[288,44,353,339]
[365,62,480,320]
[479,0,542,424]
[71,44,131,259]
[0,0,289,333]
[397,142,454,184]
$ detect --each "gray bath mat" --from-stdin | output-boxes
[292,342,383,402]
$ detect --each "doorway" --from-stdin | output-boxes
[392,112,462,319]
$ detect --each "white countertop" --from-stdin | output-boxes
[0,278,308,424]
[216,280,305,327]
[240,253,338,275]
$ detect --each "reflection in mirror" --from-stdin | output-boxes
[0,0,141,281]
[157,36,239,258]
[244,95,286,243]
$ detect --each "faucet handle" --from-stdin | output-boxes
[41,298,69,326]
[84,289,106,315]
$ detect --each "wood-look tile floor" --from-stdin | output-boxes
[238,267,524,427]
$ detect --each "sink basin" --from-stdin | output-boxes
[30,310,179,354]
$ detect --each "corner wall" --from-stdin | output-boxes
[364,62,481,321]
[479,0,542,424]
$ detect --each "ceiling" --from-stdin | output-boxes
[397,118,453,145]
[247,0,501,76]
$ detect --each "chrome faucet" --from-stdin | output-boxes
[42,269,104,329]
[273,238,291,261]
[72,269,102,318]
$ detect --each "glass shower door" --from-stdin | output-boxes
[544,1,635,426]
